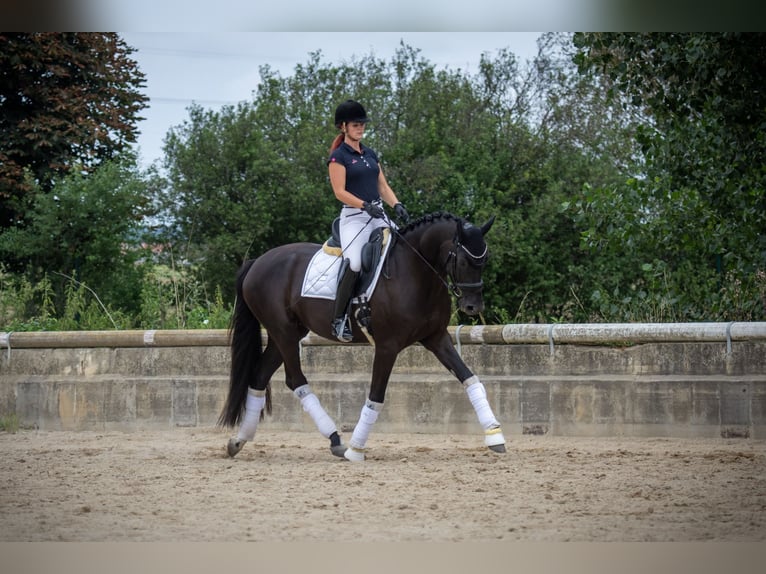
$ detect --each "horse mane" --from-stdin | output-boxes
[398,211,464,237]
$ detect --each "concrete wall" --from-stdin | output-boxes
[1,324,765,438]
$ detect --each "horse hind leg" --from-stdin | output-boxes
[227,341,282,457]
[227,388,267,457]
[293,384,346,457]
[279,338,346,458]
[344,399,383,462]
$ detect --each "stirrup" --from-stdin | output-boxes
[332,316,353,343]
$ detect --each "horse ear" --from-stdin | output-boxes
[480,215,496,236]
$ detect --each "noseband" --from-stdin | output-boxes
[446,236,488,298]
[391,220,489,300]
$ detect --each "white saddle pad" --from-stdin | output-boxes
[300,230,392,301]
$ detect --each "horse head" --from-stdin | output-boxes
[450,215,494,316]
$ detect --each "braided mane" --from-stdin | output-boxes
[398,211,464,237]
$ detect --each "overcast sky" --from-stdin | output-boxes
[119,32,543,169]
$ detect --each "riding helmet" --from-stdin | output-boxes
[334,99,369,127]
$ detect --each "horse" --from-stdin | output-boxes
[218,211,506,461]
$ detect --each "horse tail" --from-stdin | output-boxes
[218,259,272,427]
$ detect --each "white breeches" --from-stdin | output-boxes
[339,206,390,271]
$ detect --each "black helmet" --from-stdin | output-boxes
[334,99,369,127]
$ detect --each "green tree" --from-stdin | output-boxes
[0,154,152,318]
[473,33,637,322]
[159,38,641,322]
[160,52,394,297]
[573,33,766,320]
[0,33,148,228]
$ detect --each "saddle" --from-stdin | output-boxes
[322,217,392,297]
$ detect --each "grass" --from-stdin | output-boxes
[0,413,20,433]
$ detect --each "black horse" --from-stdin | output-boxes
[218,211,506,461]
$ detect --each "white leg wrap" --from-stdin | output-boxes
[236,388,266,441]
[294,384,337,438]
[348,399,383,451]
[463,376,500,430]
[463,376,505,448]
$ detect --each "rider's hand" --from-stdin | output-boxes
[362,201,385,219]
[394,203,410,224]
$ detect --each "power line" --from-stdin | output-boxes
[132,46,261,61]
[148,96,243,105]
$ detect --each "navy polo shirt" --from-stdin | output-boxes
[328,142,381,204]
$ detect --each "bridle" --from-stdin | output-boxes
[389,219,489,300]
[445,235,488,298]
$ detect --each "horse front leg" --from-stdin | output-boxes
[344,346,397,462]
[421,330,506,453]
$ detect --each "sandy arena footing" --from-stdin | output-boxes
[1,428,764,542]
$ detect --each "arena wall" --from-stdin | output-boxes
[1,323,765,438]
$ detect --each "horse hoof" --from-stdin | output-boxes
[343,447,366,462]
[484,427,506,453]
[330,443,347,458]
[227,438,246,457]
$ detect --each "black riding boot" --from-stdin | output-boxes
[331,261,359,343]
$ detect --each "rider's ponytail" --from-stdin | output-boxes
[329,133,344,154]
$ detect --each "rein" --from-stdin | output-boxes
[390,223,486,299]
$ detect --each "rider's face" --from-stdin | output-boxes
[344,121,366,140]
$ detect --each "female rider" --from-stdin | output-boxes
[327,99,409,341]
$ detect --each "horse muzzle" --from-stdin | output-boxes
[458,294,484,316]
